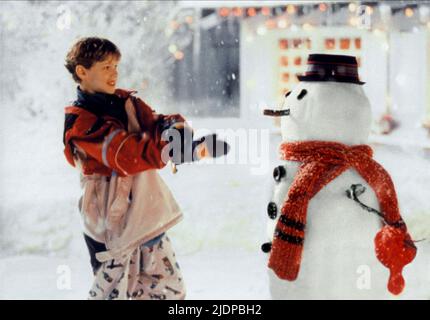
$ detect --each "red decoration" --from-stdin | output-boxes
[247,8,257,17]
[262,7,271,16]
[232,7,243,17]
[219,7,230,17]
[280,56,289,66]
[340,38,351,50]
[279,39,288,50]
[355,38,361,49]
[325,38,335,49]
[378,113,398,134]
[375,225,417,295]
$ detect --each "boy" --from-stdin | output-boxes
[63,37,189,300]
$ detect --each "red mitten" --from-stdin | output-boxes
[374,225,417,295]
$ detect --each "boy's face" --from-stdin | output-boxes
[76,54,119,94]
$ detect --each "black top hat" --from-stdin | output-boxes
[297,54,364,85]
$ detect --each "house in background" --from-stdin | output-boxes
[173,1,430,145]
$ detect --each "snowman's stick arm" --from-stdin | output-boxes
[346,184,426,245]
[346,184,385,220]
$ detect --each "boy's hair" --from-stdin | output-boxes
[65,37,121,83]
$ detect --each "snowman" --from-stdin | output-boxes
[263,54,417,299]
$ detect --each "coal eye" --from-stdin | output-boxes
[285,91,292,98]
[297,89,307,100]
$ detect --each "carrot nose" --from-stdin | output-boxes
[263,109,290,117]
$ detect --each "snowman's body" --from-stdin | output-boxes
[267,82,393,299]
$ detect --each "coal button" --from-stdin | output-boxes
[261,242,272,253]
[273,165,286,182]
[267,202,277,219]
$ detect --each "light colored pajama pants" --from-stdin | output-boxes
[88,235,185,300]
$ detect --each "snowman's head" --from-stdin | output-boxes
[280,81,371,145]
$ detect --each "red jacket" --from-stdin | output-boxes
[63,88,184,177]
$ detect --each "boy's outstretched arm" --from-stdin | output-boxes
[64,105,181,176]
[130,96,193,164]
[131,96,230,166]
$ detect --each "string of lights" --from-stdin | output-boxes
[168,2,430,61]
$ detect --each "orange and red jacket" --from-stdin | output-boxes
[63,88,184,177]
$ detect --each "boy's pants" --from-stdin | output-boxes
[84,234,185,300]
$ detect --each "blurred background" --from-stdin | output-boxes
[0,0,429,299]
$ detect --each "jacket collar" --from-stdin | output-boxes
[74,86,129,128]
[75,86,121,109]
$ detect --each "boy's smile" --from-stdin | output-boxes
[77,54,119,95]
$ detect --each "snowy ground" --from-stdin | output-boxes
[0,116,429,299]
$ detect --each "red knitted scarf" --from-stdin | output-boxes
[268,141,417,295]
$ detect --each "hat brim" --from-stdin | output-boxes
[297,74,365,85]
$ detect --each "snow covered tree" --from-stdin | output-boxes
[0,0,192,122]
